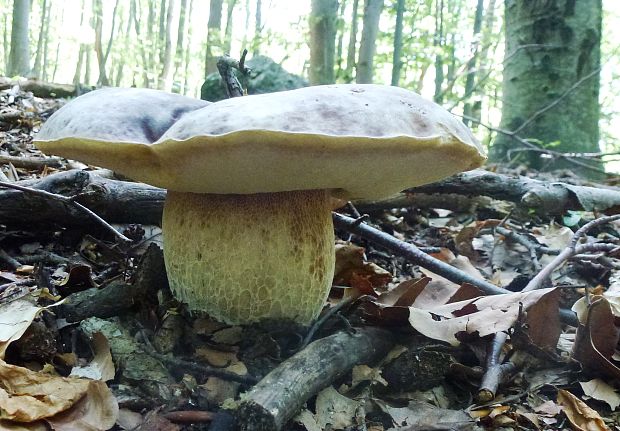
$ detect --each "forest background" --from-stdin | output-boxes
[2,0,619,175]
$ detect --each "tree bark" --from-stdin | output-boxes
[334,0,346,79]
[159,0,176,90]
[462,0,484,126]
[253,0,261,56]
[344,0,359,82]
[433,0,444,103]
[491,0,603,177]
[223,0,237,54]
[8,0,30,77]
[309,0,339,85]
[183,0,194,94]
[390,0,405,86]
[356,0,383,84]
[93,0,109,86]
[205,0,223,77]
[32,0,48,79]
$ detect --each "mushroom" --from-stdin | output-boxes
[35,84,486,325]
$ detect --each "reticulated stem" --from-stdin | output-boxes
[162,190,335,324]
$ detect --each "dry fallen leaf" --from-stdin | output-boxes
[579,379,620,410]
[314,386,360,430]
[334,243,392,292]
[557,389,609,431]
[0,359,118,428]
[0,298,44,358]
[70,332,115,382]
[408,288,559,346]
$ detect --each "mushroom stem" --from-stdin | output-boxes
[162,189,335,324]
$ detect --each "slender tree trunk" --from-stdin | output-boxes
[253,0,261,56]
[334,0,346,79]
[356,0,383,84]
[492,0,603,177]
[173,0,188,90]
[462,0,484,126]
[93,0,109,85]
[146,0,157,86]
[41,0,52,81]
[84,44,92,84]
[390,0,405,86]
[159,0,176,90]
[241,0,250,49]
[223,0,237,54]
[183,0,193,94]
[158,0,167,65]
[8,0,30,76]
[344,0,359,82]
[205,0,223,77]
[32,0,47,79]
[309,0,339,85]
[433,0,444,103]
[73,0,87,85]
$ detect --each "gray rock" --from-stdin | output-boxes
[200,55,307,101]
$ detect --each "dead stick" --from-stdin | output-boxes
[236,327,393,431]
[332,212,578,326]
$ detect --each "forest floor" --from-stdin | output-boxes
[0,83,620,431]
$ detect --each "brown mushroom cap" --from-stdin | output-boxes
[36,84,485,199]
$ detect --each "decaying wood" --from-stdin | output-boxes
[0,154,64,169]
[410,169,620,215]
[0,77,91,98]
[236,327,393,431]
[0,169,165,227]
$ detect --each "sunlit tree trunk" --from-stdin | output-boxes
[205,0,223,77]
[73,0,88,85]
[32,0,48,79]
[462,0,484,126]
[8,0,30,76]
[344,0,359,82]
[183,0,194,94]
[334,0,346,79]
[223,0,237,54]
[390,0,405,86]
[309,0,338,85]
[433,0,444,103]
[159,0,176,90]
[241,0,250,49]
[356,0,383,84]
[492,0,603,176]
[253,0,261,56]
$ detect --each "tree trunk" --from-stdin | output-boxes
[390,0,405,86]
[252,0,261,56]
[159,0,176,90]
[491,0,603,177]
[462,0,484,126]
[241,0,250,49]
[205,0,223,77]
[32,0,47,79]
[173,0,188,91]
[93,0,109,86]
[223,0,237,54]
[334,0,346,79]
[344,0,359,82]
[433,0,444,103]
[8,0,30,76]
[40,0,52,81]
[356,0,383,84]
[183,0,194,94]
[309,0,339,85]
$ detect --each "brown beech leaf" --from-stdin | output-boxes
[0,359,117,428]
[334,243,392,292]
[557,389,609,431]
[408,288,559,345]
[572,296,620,379]
[0,298,43,358]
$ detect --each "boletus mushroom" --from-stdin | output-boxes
[35,84,486,325]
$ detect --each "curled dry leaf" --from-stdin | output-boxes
[572,296,620,379]
[557,389,609,431]
[334,243,392,293]
[409,288,560,346]
[0,298,44,358]
[579,379,620,411]
[70,332,115,382]
[0,359,117,428]
[314,386,360,430]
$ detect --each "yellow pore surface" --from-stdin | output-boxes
[162,189,335,325]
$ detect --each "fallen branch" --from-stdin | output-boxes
[332,212,579,326]
[410,169,620,215]
[236,327,393,431]
[0,153,64,170]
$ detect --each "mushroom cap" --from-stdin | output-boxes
[36,84,485,200]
